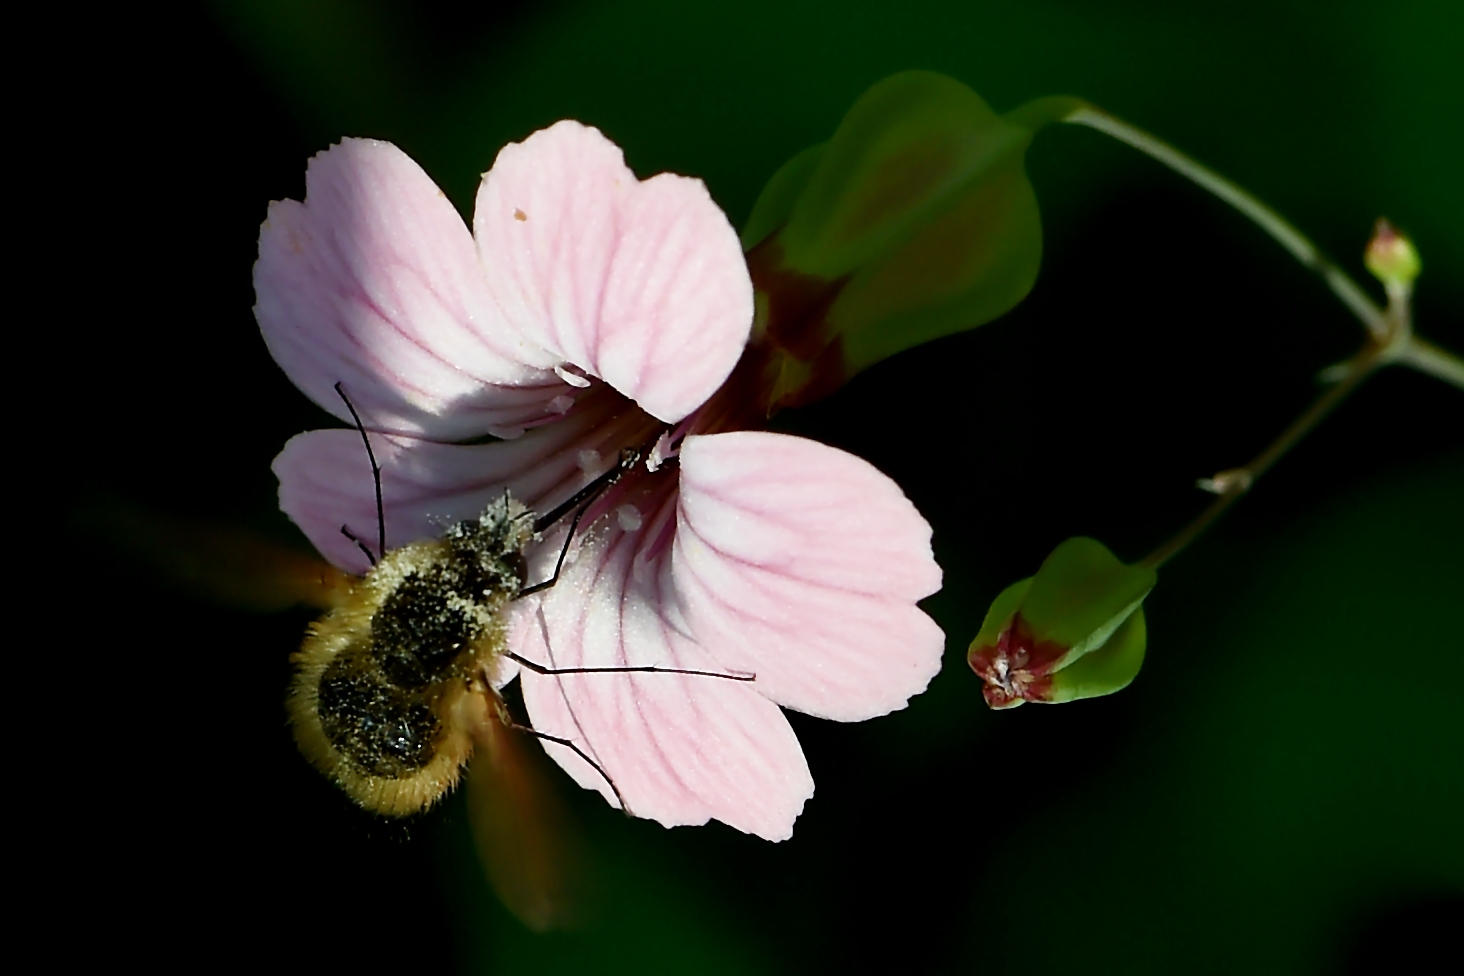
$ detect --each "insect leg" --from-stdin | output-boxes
[519,448,643,598]
[339,524,377,566]
[505,722,628,814]
[334,381,386,560]
[530,448,641,535]
[518,501,593,598]
[507,651,755,682]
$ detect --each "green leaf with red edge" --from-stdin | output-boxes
[744,71,1043,409]
[969,575,1034,654]
[967,538,1155,709]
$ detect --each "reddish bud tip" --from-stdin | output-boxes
[1364,218,1421,288]
[968,613,1065,708]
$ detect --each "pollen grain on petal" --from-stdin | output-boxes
[578,448,602,476]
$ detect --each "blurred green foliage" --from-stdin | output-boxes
[207,0,1464,284]
[742,71,1044,410]
[71,0,1461,972]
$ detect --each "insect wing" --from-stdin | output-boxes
[85,500,352,611]
[466,707,597,932]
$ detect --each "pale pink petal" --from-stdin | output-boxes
[273,384,659,574]
[473,121,753,424]
[670,431,944,721]
[515,473,814,840]
[255,138,570,440]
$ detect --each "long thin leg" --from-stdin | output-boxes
[508,651,754,682]
[518,448,642,599]
[507,721,628,814]
[340,524,377,566]
[518,502,592,598]
[335,382,386,560]
[531,448,641,535]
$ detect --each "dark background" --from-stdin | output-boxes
[51,1,1461,971]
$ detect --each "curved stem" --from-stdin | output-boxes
[1061,105,1389,340]
[999,97,1464,569]
[1141,345,1380,569]
[1051,101,1464,567]
[1391,337,1464,391]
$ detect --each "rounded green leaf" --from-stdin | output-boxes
[776,71,1033,277]
[1020,537,1155,660]
[741,143,826,251]
[1043,607,1147,704]
[968,575,1033,659]
[827,155,1040,373]
[743,71,1045,409]
[968,538,1156,709]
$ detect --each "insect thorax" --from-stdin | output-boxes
[289,496,536,814]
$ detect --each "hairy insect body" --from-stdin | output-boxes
[287,496,535,816]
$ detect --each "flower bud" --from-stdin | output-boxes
[742,71,1043,410]
[967,538,1155,709]
[1364,218,1421,289]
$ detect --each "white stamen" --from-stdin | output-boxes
[578,449,602,476]
[547,394,575,414]
[991,654,1018,696]
[646,431,680,473]
[554,364,592,388]
[617,504,643,532]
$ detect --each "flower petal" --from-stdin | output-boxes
[516,476,814,840]
[671,431,944,721]
[473,121,753,424]
[255,138,569,440]
[273,384,659,574]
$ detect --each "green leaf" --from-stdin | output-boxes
[776,71,1033,277]
[741,144,826,251]
[743,71,1045,409]
[1020,537,1155,662]
[968,576,1033,657]
[1044,607,1147,703]
[967,538,1156,708]
[827,153,1041,373]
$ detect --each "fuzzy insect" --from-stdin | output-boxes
[286,491,542,815]
[283,386,752,922]
[275,386,645,929]
[284,384,651,821]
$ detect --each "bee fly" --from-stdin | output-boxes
[287,488,540,815]
[288,384,751,820]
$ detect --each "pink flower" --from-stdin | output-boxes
[255,121,943,840]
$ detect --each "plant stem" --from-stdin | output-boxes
[1005,97,1464,394]
[1042,101,1464,568]
[1390,336,1464,390]
[1061,105,1389,340]
[1141,343,1380,569]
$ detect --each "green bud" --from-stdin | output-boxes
[967,538,1156,709]
[1363,218,1421,289]
[744,71,1043,409]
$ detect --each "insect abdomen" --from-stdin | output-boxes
[316,651,442,778]
[287,499,534,816]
